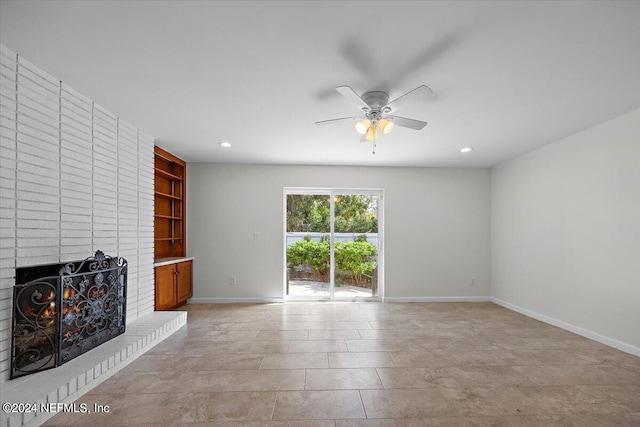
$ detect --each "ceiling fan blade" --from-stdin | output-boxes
[383,85,433,113]
[315,116,358,126]
[377,32,463,89]
[391,116,428,130]
[340,39,378,81]
[336,86,371,111]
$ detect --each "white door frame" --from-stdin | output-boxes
[283,187,384,301]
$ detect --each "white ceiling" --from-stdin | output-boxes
[1,1,639,167]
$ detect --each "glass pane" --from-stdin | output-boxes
[286,194,331,297]
[333,194,379,298]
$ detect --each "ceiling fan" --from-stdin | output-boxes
[316,85,432,153]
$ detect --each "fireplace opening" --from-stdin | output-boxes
[11,250,127,379]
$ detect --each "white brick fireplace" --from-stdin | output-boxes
[0,45,186,426]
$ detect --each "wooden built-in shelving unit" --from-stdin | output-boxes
[154,146,186,259]
[154,145,193,311]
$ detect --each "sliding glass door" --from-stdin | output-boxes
[285,192,331,298]
[332,191,380,298]
[285,189,383,300]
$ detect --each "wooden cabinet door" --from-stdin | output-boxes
[155,264,177,310]
[176,260,193,304]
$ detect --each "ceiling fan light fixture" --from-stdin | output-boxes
[377,118,394,134]
[355,119,371,135]
[365,123,378,141]
[318,85,431,152]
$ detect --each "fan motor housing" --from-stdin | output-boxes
[362,91,389,111]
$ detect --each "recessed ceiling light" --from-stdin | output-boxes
[460,147,473,153]
[219,142,231,148]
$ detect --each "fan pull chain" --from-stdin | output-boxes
[372,142,376,154]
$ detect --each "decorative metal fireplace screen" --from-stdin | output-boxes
[11,251,127,379]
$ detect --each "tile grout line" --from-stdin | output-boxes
[270,391,279,421]
[222,369,236,392]
[358,389,369,419]
[387,351,397,368]
[374,367,386,389]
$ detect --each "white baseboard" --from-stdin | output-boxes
[491,297,640,358]
[191,296,492,303]
[188,297,284,304]
[383,296,492,303]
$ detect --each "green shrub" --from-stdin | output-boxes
[287,240,330,278]
[335,241,377,284]
[287,239,377,285]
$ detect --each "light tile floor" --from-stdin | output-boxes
[44,302,640,426]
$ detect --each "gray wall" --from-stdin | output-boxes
[188,165,491,300]
[491,109,640,351]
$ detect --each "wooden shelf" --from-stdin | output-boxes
[155,168,183,181]
[154,214,183,220]
[154,191,182,200]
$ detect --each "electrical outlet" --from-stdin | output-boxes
[253,232,260,240]
[230,276,237,286]
[470,278,476,286]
